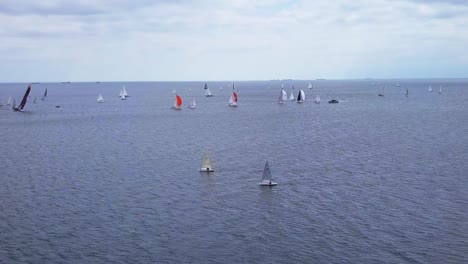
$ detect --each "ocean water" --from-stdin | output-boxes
[0,79,467,263]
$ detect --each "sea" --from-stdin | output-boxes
[0,79,467,263]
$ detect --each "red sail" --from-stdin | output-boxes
[233,92,238,102]
[176,95,182,107]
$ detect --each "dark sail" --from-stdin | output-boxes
[297,90,301,101]
[44,88,47,97]
[204,83,208,90]
[15,84,31,111]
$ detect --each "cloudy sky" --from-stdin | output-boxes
[0,0,467,82]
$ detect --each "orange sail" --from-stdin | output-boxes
[176,95,182,107]
[233,92,238,102]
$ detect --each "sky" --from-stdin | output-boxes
[0,0,467,82]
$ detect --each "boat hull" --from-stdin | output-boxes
[200,168,214,172]
[259,181,277,186]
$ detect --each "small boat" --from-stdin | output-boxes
[378,85,385,97]
[438,85,442,94]
[7,96,12,106]
[188,98,196,109]
[173,89,177,94]
[122,85,129,97]
[428,85,433,92]
[308,82,313,90]
[228,91,238,107]
[314,95,320,104]
[205,87,213,97]
[259,161,277,186]
[297,89,305,103]
[11,99,16,110]
[289,91,295,101]
[13,84,32,112]
[171,94,182,110]
[120,93,126,100]
[41,88,47,100]
[328,99,339,104]
[203,83,208,90]
[199,150,214,172]
[405,87,409,97]
[97,94,104,103]
[278,89,287,104]
[33,97,37,103]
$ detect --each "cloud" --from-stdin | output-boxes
[0,0,467,81]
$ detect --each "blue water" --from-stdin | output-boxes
[1,79,467,263]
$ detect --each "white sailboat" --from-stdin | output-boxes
[122,85,129,97]
[308,82,313,90]
[314,95,320,104]
[278,89,287,104]
[97,94,104,103]
[188,98,196,109]
[259,161,277,186]
[297,89,305,103]
[428,85,433,92]
[120,93,126,100]
[7,96,11,106]
[289,91,295,101]
[205,87,213,97]
[199,150,214,172]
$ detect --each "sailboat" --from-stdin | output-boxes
[378,85,385,97]
[428,85,433,92]
[172,94,182,110]
[297,89,305,103]
[405,87,409,97]
[289,90,295,101]
[308,82,313,90]
[13,84,32,112]
[7,96,12,106]
[278,89,287,104]
[33,97,37,103]
[41,88,47,100]
[11,99,16,110]
[120,93,126,100]
[228,91,238,107]
[203,83,208,90]
[259,161,277,186]
[188,98,196,109]
[205,87,213,97]
[97,93,104,103]
[122,85,129,97]
[438,85,442,94]
[199,150,214,172]
[314,95,320,104]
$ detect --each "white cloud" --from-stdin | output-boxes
[0,0,467,81]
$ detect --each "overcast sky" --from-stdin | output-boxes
[0,0,467,82]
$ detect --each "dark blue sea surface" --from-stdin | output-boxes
[1,79,467,263]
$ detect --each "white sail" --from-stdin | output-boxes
[200,150,214,172]
[7,96,11,106]
[428,85,433,92]
[122,85,128,97]
[297,89,305,103]
[259,161,277,186]
[205,88,213,97]
[308,82,312,89]
[97,94,104,103]
[315,95,320,104]
[289,91,295,101]
[119,87,124,97]
[281,89,288,101]
[188,98,196,109]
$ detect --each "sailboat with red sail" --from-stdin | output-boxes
[172,94,183,110]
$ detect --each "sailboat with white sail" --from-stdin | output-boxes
[259,161,277,186]
[297,89,305,103]
[314,95,320,104]
[205,87,213,97]
[97,94,104,103]
[278,89,287,104]
[228,91,238,107]
[188,98,196,109]
[199,150,214,172]
[13,84,32,112]
[308,82,313,90]
[289,90,295,101]
[171,94,182,110]
[428,85,433,92]
[7,96,12,106]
